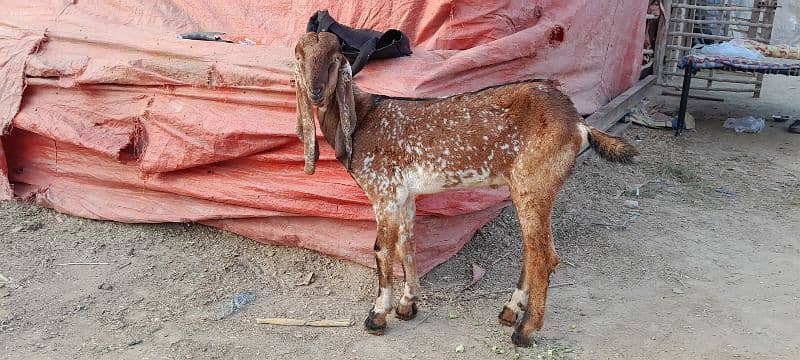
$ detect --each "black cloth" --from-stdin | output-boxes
[306,10,412,76]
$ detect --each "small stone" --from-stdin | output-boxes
[26,222,44,231]
[99,283,113,291]
[455,344,465,353]
[672,287,684,294]
[127,339,142,346]
[623,200,640,209]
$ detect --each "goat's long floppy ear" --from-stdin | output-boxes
[334,54,357,170]
[294,62,319,175]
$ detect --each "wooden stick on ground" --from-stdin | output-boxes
[56,262,110,266]
[255,318,354,327]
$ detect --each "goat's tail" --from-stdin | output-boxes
[579,123,639,163]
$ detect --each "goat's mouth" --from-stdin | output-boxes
[308,89,325,106]
[309,96,329,109]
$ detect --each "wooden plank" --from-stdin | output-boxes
[667,85,757,92]
[748,0,763,40]
[754,0,777,98]
[671,4,768,12]
[721,0,733,38]
[662,90,726,101]
[663,71,761,85]
[584,75,656,131]
[669,18,772,28]
[759,1,777,40]
[666,44,693,51]
[655,0,673,86]
[668,31,733,41]
[681,1,693,56]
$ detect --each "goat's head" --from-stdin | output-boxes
[294,32,357,175]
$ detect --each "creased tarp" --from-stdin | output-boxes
[0,26,44,132]
[0,1,645,275]
[5,129,510,273]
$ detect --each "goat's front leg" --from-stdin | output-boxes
[364,205,400,335]
[394,200,420,321]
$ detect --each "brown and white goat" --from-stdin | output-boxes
[293,32,638,347]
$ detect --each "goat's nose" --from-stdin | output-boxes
[310,87,324,102]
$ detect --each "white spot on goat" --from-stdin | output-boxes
[399,283,416,306]
[504,288,528,314]
[362,153,374,171]
[578,123,590,149]
[405,165,447,195]
[374,287,393,313]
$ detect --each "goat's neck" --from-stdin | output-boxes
[317,84,374,152]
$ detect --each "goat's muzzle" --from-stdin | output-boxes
[309,87,324,105]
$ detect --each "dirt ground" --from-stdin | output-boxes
[1,76,799,360]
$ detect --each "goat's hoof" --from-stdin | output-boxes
[511,327,533,348]
[364,310,387,335]
[498,306,518,327]
[395,303,418,321]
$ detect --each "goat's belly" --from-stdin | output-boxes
[406,164,507,195]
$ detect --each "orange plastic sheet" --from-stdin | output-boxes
[0,1,645,274]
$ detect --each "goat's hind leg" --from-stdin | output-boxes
[499,270,528,327]
[364,204,400,334]
[394,200,420,321]
[506,167,567,347]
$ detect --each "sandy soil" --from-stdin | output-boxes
[1,76,798,360]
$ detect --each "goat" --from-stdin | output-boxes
[293,32,638,347]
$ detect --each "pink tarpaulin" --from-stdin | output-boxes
[0,1,645,274]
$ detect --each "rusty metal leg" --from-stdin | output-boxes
[676,60,693,137]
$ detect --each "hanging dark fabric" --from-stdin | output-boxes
[306,10,412,76]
